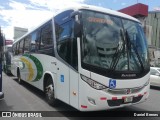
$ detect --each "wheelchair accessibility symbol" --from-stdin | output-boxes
[109,79,116,89]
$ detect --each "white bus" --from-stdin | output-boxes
[11,5,150,111]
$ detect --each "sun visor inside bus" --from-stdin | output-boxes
[54,10,74,25]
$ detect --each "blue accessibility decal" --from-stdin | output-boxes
[109,79,116,89]
[60,75,64,82]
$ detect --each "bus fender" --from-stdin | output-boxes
[43,71,57,98]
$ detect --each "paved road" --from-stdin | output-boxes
[0,72,160,120]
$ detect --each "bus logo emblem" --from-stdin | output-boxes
[109,79,116,89]
[126,89,132,94]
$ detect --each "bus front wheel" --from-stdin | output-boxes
[45,77,58,106]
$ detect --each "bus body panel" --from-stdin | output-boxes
[56,60,70,104]
[79,72,150,111]
[69,69,79,109]
[11,54,57,90]
[90,72,150,89]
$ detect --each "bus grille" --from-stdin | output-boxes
[107,96,143,107]
[107,86,144,95]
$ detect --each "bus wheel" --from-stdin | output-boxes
[17,70,22,84]
[45,77,58,106]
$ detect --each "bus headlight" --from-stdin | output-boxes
[81,74,107,90]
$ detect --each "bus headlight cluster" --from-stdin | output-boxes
[81,74,107,90]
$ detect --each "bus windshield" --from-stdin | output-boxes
[81,10,149,72]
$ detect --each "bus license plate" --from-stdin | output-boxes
[124,96,133,103]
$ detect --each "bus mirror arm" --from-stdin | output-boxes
[74,20,81,38]
[71,11,82,37]
[70,11,82,19]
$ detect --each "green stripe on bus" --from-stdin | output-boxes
[23,54,43,82]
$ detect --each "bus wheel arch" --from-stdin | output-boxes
[43,73,58,106]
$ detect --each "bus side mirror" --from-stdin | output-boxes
[71,11,82,37]
[74,19,81,37]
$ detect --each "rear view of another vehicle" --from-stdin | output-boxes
[150,67,160,87]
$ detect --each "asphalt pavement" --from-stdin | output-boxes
[0,72,160,120]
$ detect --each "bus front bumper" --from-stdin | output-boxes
[0,92,4,99]
[79,79,150,111]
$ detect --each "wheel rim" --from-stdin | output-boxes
[46,84,54,100]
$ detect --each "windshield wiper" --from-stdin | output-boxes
[110,29,125,70]
[125,30,144,71]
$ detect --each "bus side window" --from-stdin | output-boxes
[19,40,24,54]
[30,31,40,53]
[24,36,30,53]
[31,32,36,52]
[13,44,16,56]
[16,42,20,55]
[39,21,54,56]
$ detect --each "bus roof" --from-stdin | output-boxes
[13,4,140,44]
[61,4,140,22]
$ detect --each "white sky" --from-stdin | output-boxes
[0,0,85,40]
[1,0,160,40]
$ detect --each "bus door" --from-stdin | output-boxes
[56,21,71,104]
[56,37,79,108]
[56,59,70,104]
[54,14,79,107]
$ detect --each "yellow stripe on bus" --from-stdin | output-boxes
[20,57,34,81]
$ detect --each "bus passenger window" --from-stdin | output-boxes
[31,31,40,53]
[19,40,24,54]
[39,21,54,56]
[41,23,53,48]
[12,44,16,56]
[16,42,20,55]
[24,36,30,53]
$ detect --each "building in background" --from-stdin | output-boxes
[14,27,28,40]
[119,3,160,66]
[145,12,160,66]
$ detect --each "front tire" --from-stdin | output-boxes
[45,77,58,106]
